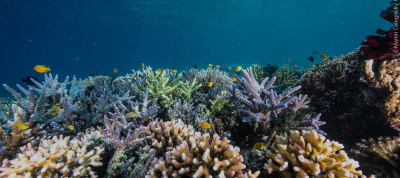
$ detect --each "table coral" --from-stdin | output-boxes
[264,130,366,178]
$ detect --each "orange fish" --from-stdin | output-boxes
[34,65,51,73]
[232,77,238,82]
[253,142,263,149]
[155,69,162,74]
[228,67,232,70]
[320,54,328,60]
[113,69,118,73]
[14,122,29,130]
[172,70,177,74]
[142,63,145,69]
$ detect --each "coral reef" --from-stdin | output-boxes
[264,130,366,178]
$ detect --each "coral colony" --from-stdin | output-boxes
[1,2,400,178]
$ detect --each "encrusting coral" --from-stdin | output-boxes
[363,59,400,131]
[0,134,104,177]
[145,119,260,178]
[264,130,367,178]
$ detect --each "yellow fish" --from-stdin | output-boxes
[126,112,137,119]
[253,142,263,149]
[113,68,118,73]
[228,67,232,70]
[232,77,238,82]
[155,69,162,74]
[235,66,242,72]
[34,65,51,73]
[70,80,78,84]
[172,69,177,74]
[216,65,221,69]
[200,121,211,129]
[287,59,292,62]
[142,63,145,69]
[320,54,328,60]
[209,64,213,67]
[14,122,29,130]
[67,125,74,130]
[208,82,213,87]
[207,67,212,70]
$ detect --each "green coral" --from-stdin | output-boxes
[133,69,182,108]
[273,106,300,134]
[178,78,202,101]
[273,64,299,89]
[47,103,62,119]
[210,90,229,113]
[251,64,266,82]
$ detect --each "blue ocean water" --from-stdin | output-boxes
[0,0,391,97]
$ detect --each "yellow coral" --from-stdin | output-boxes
[264,130,366,178]
[0,134,104,178]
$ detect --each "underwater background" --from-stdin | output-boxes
[0,0,391,97]
[0,0,400,177]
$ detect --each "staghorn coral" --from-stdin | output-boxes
[0,134,104,177]
[145,119,260,178]
[251,64,266,83]
[100,111,148,177]
[133,68,182,108]
[179,78,202,101]
[220,67,325,147]
[264,130,366,178]
[210,90,229,113]
[273,64,300,90]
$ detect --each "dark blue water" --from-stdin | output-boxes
[0,0,391,97]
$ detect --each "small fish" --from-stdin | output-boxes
[155,69,162,74]
[232,77,238,81]
[126,112,137,119]
[67,125,74,130]
[204,54,206,57]
[1,101,6,104]
[320,54,328,60]
[235,66,242,72]
[207,67,212,70]
[172,69,177,74]
[228,67,232,70]
[287,59,292,62]
[313,50,319,54]
[70,80,78,84]
[22,76,39,85]
[253,142,263,149]
[142,63,145,69]
[216,65,221,69]
[209,64,213,67]
[34,65,51,73]
[307,56,314,62]
[200,121,211,129]
[194,65,197,69]
[14,122,29,130]
[113,69,118,73]
[208,82,213,87]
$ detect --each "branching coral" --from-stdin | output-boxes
[0,134,104,177]
[264,130,366,178]
[220,67,325,147]
[145,119,259,178]
[352,135,400,177]
[273,64,299,89]
[133,68,182,108]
